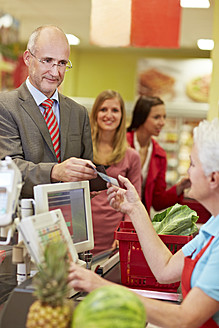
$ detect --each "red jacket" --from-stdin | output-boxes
[127,131,183,213]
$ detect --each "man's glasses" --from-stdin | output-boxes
[28,49,72,71]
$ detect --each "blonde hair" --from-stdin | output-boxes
[90,90,127,165]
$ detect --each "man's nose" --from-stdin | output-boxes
[50,63,60,73]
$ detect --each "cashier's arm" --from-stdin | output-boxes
[140,285,219,328]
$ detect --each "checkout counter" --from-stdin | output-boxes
[0,158,180,327]
[0,250,120,328]
[0,249,180,328]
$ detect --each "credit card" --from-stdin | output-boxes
[96,171,119,187]
[89,165,119,187]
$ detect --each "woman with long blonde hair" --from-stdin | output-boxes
[90,90,141,255]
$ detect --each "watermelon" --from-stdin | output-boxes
[72,285,146,328]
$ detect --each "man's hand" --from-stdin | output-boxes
[51,157,97,182]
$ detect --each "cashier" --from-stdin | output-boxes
[69,119,219,328]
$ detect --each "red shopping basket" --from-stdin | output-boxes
[115,221,193,293]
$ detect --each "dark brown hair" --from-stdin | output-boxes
[127,96,164,132]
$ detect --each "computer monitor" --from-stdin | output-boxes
[33,181,94,254]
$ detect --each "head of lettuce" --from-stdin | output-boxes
[152,203,199,236]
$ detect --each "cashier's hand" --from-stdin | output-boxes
[107,175,141,215]
[68,262,113,293]
[51,157,97,183]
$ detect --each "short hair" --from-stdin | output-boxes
[127,95,164,132]
[90,89,127,165]
[27,25,69,53]
[193,118,219,176]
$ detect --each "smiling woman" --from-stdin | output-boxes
[89,89,142,255]
[127,95,191,215]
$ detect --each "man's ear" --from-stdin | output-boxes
[209,171,219,189]
[23,50,30,67]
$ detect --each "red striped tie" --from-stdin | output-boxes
[41,99,61,163]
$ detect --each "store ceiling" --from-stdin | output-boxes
[0,0,214,51]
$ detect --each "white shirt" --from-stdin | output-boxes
[25,77,60,127]
[134,132,153,194]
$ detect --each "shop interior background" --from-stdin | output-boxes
[0,0,216,188]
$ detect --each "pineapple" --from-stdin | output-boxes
[26,240,74,328]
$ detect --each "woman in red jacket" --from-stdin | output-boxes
[127,96,190,214]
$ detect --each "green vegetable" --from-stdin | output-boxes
[152,203,199,236]
[72,285,146,328]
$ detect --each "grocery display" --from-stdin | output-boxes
[154,104,211,224]
[156,103,208,188]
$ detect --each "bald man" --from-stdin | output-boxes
[0,25,96,198]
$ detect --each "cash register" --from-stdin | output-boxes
[0,160,119,328]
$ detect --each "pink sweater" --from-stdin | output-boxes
[91,147,141,255]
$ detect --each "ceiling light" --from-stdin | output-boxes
[180,0,210,8]
[66,34,80,46]
[0,14,13,28]
[197,39,214,50]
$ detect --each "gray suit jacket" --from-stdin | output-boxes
[0,83,93,198]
